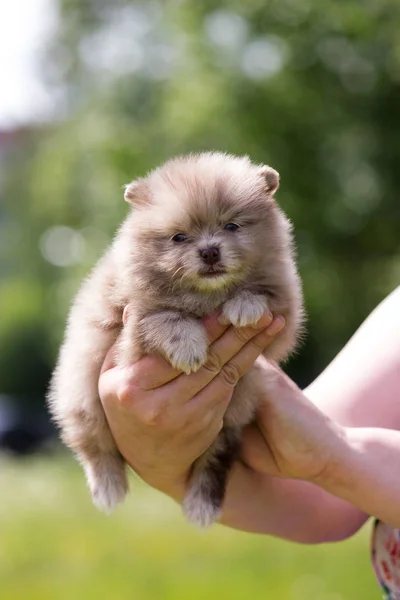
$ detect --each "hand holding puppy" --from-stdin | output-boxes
[99,311,285,498]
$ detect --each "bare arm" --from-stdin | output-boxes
[307,286,400,430]
[221,286,400,541]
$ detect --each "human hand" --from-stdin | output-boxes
[241,360,345,483]
[99,311,285,500]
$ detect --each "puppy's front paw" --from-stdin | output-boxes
[222,292,269,327]
[162,324,208,374]
[140,312,208,374]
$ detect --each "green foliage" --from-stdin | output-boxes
[0,455,380,600]
[1,0,400,395]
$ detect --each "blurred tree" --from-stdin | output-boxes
[1,0,399,400]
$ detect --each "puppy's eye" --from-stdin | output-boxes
[224,222,240,232]
[171,233,187,243]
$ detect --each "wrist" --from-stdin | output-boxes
[310,424,356,493]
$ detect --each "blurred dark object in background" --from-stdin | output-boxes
[0,394,55,455]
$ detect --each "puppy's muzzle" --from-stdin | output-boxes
[199,246,220,266]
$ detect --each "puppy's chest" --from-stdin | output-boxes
[161,291,229,317]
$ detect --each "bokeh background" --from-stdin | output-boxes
[1,0,399,598]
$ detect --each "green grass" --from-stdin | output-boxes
[0,454,380,600]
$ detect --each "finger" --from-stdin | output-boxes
[201,311,230,343]
[101,311,275,392]
[118,353,183,391]
[100,344,118,375]
[101,310,229,390]
[99,361,122,406]
[192,320,284,407]
[169,315,283,399]
[183,387,232,439]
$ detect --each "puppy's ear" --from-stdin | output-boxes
[259,165,280,196]
[123,178,149,206]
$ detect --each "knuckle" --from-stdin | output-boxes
[192,413,222,440]
[199,410,217,431]
[201,412,224,439]
[213,418,224,435]
[202,349,223,375]
[184,417,203,438]
[117,377,171,429]
[140,404,164,428]
[197,413,212,432]
[220,361,242,387]
[117,379,138,408]
[213,422,224,440]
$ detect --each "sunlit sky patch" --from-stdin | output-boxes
[0,0,56,128]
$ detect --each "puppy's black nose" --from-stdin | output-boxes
[200,246,220,265]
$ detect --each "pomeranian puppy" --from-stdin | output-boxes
[48,152,304,528]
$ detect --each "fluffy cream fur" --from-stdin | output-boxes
[48,152,305,527]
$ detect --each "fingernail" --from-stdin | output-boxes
[217,314,230,325]
[265,316,285,336]
[249,310,272,329]
[265,310,274,325]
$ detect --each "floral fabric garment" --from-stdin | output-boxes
[372,520,400,599]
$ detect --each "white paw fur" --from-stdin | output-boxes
[182,488,221,530]
[222,292,269,327]
[162,325,208,374]
[84,454,128,514]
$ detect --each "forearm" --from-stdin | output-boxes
[316,426,400,529]
[306,286,400,431]
[147,460,367,543]
[151,427,399,541]
[221,463,368,543]
[220,419,400,541]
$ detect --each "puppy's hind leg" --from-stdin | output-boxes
[76,425,128,514]
[86,453,127,514]
[182,427,241,529]
[48,323,128,513]
[51,365,129,513]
